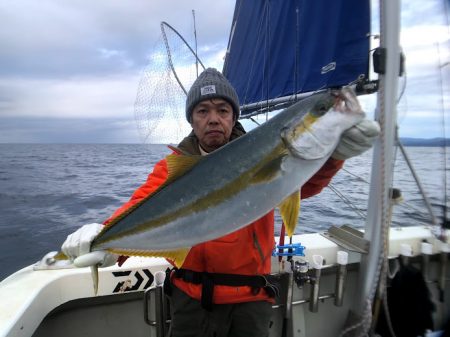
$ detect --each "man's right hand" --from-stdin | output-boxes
[61,223,117,267]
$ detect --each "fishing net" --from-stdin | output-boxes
[134,22,205,144]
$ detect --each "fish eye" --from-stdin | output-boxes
[311,97,334,116]
[312,103,328,116]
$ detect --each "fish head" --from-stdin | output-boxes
[281,88,366,160]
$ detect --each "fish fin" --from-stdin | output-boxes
[53,251,69,260]
[167,145,188,155]
[164,248,190,268]
[53,253,99,295]
[278,191,301,237]
[107,248,191,268]
[250,155,287,184]
[90,265,99,295]
[165,154,203,183]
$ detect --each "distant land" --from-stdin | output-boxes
[400,138,450,147]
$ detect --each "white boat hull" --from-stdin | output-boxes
[1,225,449,337]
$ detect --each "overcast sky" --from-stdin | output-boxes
[0,0,449,143]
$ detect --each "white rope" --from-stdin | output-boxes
[338,298,373,337]
[387,258,400,280]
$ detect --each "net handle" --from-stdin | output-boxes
[161,21,206,95]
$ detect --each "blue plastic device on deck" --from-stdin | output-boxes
[272,243,306,257]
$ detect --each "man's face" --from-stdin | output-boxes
[191,98,235,152]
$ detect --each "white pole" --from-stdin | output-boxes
[353,0,401,320]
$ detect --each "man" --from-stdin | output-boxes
[62,68,380,337]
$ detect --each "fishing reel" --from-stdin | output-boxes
[291,259,310,287]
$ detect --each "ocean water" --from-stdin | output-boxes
[0,144,448,281]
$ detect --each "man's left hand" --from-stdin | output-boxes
[332,119,381,160]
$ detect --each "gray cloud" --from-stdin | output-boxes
[0,0,448,143]
[0,0,234,78]
[0,0,235,143]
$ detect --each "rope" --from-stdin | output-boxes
[387,259,399,280]
[340,167,370,184]
[436,39,449,231]
[338,298,373,337]
[249,117,261,126]
[328,184,367,220]
[381,279,398,337]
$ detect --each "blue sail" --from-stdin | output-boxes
[223,0,371,116]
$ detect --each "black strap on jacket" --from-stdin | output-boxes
[172,268,279,311]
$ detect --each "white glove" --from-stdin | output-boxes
[332,119,380,160]
[74,251,118,268]
[61,223,117,267]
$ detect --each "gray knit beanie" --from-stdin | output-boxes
[185,68,240,122]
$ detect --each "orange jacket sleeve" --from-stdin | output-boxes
[301,158,344,199]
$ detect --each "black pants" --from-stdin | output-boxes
[168,285,273,337]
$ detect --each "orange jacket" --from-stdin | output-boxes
[105,152,344,304]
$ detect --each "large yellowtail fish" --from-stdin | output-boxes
[87,88,365,269]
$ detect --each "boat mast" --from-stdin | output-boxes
[351,0,402,327]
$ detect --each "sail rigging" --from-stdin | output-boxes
[223,0,371,116]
